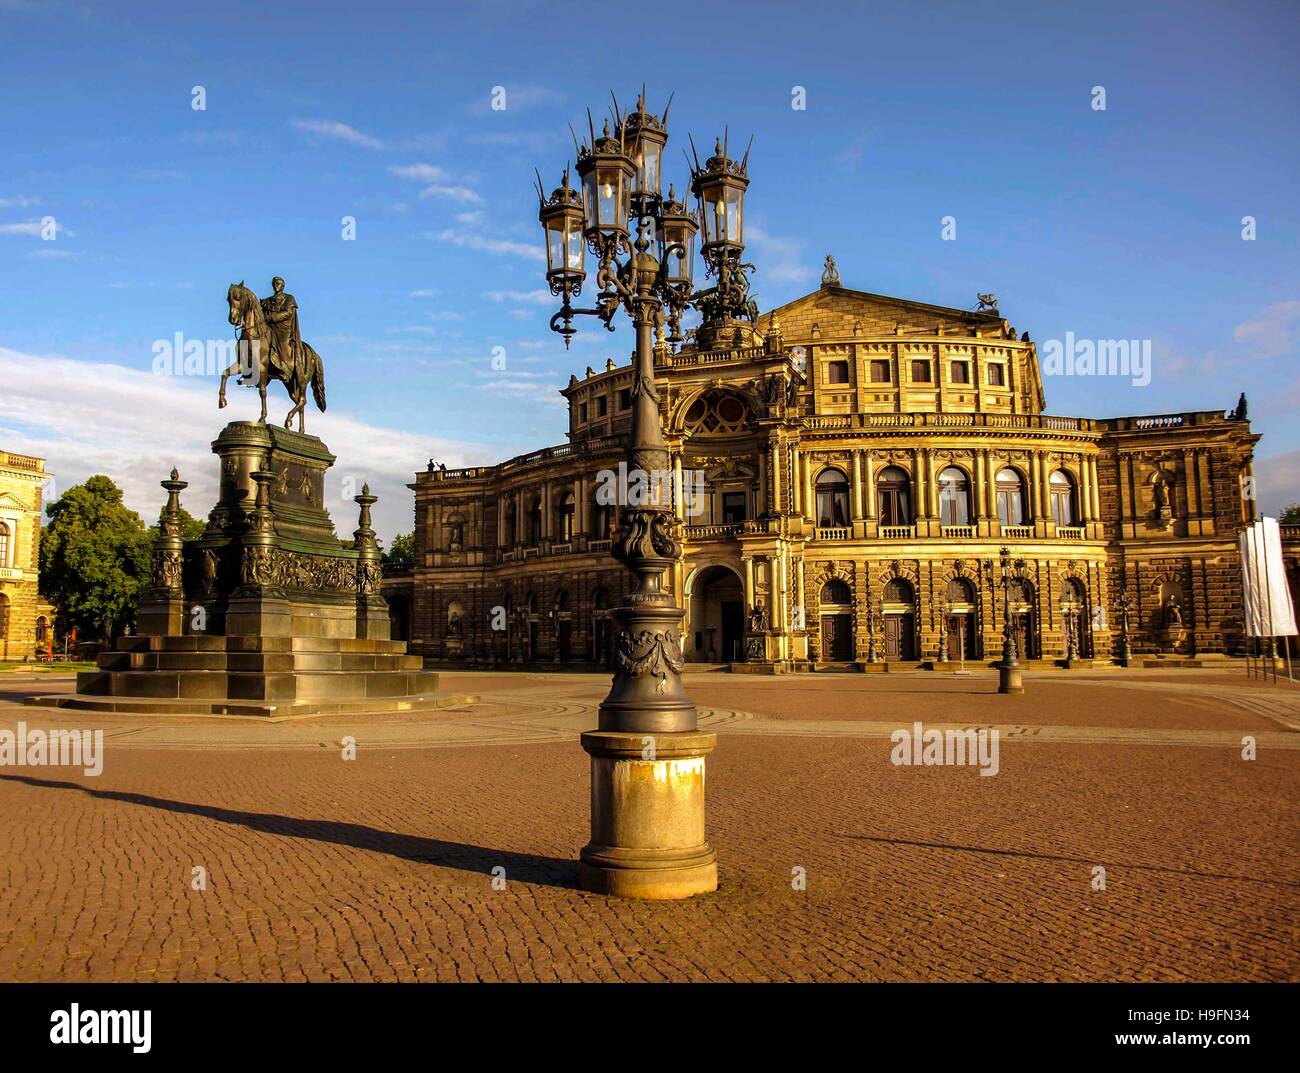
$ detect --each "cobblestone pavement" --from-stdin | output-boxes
[0,668,1295,982]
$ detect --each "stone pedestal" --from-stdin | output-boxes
[579,729,717,900]
[30,421,446,718]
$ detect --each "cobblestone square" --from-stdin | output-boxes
[0,668,1296,982]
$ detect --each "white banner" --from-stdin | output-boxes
[1238,518,1298,637]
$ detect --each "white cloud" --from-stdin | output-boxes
[467,84,564,115]
[0,221,47,236]
[0,346,485,543]
[746,223,815,285]
[483,288,552,305]
[408,288,435,297]
[0,195,40,208]
[429,228,542,262]
[389,163,482,205]
[1255,449,1300,517]
[291,118,385,150]
[419,184,483,205]
[389,163,449,182]
[1233,300,1300,358]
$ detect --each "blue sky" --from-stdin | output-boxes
[1,0,1298,540]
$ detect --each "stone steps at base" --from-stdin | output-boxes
[74,669,441,702]
[24,691,476,719]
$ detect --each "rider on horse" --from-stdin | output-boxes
[258,276,301,384]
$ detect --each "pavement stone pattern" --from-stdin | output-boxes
[0,668,1296,982]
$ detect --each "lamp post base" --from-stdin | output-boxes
[997,664,1024,694]
[579,729,718,900]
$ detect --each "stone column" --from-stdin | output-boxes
[802,452,814,520]
[1079,457,1092,523]
[1089,455,1101,521]
[864,453,876,518]
[913,448,926,523]
[850,450,864,521]
[769,439,782,515]
[743,556,755,609]
[673,452,684,521]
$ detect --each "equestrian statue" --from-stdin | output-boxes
[218,276,327,432]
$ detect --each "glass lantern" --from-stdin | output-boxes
[539,172,585,287]
[578,149,634,240]
[655,192,697,286]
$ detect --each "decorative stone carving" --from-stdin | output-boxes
[613,627,685,694]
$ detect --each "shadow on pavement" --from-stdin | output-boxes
[0,772,580,890]
[842,833,1300,889]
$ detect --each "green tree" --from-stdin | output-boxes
[40,475,151,641]
[383,531,416,569]
[1280,503,1300,525]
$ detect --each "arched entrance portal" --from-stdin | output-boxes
[881,578,916,661]
[819,578,854,662]
[945,577,978,660]
[688,564,745,663]
[1009,579,1039,660]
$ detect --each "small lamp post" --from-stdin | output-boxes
[997,546,1024,695]
[1117,587,1133,667]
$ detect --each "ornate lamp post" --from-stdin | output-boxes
[538,92,747,899]
[997,546,1024,695]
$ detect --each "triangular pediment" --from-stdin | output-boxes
[758,284,1004,342]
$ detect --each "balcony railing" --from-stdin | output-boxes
[879,525,916,539]
[941,525,976,538]
[813,526,850,541]
[1055,526,1086,540]
[588,539,612,552]
[684,523,744,540]
[1000,525,1034,539]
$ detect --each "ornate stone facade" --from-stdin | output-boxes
[0,448,53,659]
[394,280,1271,668]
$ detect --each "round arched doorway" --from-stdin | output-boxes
[688,565,745,663]
[818,578,854,662]
[881,578,916,661]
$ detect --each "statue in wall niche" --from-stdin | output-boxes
[749,603,769,633]
[446,612,464,639]
[1163,595,1182,629]
[1151,470,1175,528]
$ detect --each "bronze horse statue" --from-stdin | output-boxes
[218,281,326,432]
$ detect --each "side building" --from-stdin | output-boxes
[388,278,1265,669]
[0,447,54,660]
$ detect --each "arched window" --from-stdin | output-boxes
[0,593,9,640]
[938,466,970,526]
[996,467,1026,527]
[591,488,615,539]
[682,390,751,434]
[946,577,976,605]
[1050,470,1076,527]
[555,589,570,612]
[527,496,543,545]
[0,521,9,567]
[35,615,48,643]
[877,466,912,526]
[883,578,914,606]
[555,492,575,542]
[815,468,850,528]
[503,501,517,544]
[820,579,852,606]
